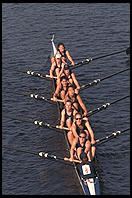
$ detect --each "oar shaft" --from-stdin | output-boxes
[94,128,130,145]
[46,75,57,79]
[39,152,81,163]
[71,47,129,69]
[3,67,47,80]
[3,114,67,133]
[100,68,129,82]
[92,49,126,61]
[2,146,37,155]
[80,68,129,90]
[87,95,129,117]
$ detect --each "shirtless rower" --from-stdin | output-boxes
[65,85,88,116]
[57,100,77,145]
[70,130,92,161]
[71,112,96,160]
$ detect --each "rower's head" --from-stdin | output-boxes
[67,85,75,96]
[79,130,87,143]
[75,112,82,124]
[58,43,65,53]
[55,52,61,63]
[61,76,68,86]
[65,100,72,110]
[80,152,88,163]
[64,65,70,75]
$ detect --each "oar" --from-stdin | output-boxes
[3,114,69,132]
[87,95,129,117]
[93,128,130,146]
[2,146,80,164]
[71,47,130,69]
[39,152,81,163]
[46,74,57,79]
[3,90,64,104]
[80,68,129,90]
[3,67,53,80]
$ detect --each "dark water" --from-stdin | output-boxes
[2,3,130,195]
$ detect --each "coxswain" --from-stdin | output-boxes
[62,65,80,94]
[50,51,65,85]
[71,112,96,160]
[57,43,75,66]
[57,100,77,145]
[70,131,92,161]
[65,85,88,116]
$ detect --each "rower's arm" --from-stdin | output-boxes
[70,138,77,160]
[71,73,80,89]
[66,50,75,66]
[60,109,65,128]
[53,84,61,99]
[85,121,95,143]
[77,95,87,116]
[71,123,78,139]
[50,62,55,77]
[58,63,65,77]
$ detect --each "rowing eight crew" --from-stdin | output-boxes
[49,43,95,162]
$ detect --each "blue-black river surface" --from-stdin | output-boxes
[2,3,130,195]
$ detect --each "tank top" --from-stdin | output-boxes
[65,108,74,123]
[75,121,88,136]
[76,139,87,151]
[60,84,68,95]
[58,49,67,59]
[67,93,78,104]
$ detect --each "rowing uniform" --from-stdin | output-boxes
[63,72,76,88]
[64,108,74,123]
[76,139,87,151]
[58,49,67,61]
[67,93,79,106]
[54,61,63,73]
[75,121,88,136]
[60,84,68,96]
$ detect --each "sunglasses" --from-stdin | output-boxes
[76,117,82,120]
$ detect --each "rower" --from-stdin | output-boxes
[65,85,88,116]
[71,112,96,160]
[62,65,80,94]
[53,76,68,102]
[50,51,65,85]
[77,152,97,179]
[57,100,77,145]
[57,42,75,66]
[70,131,92,161]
